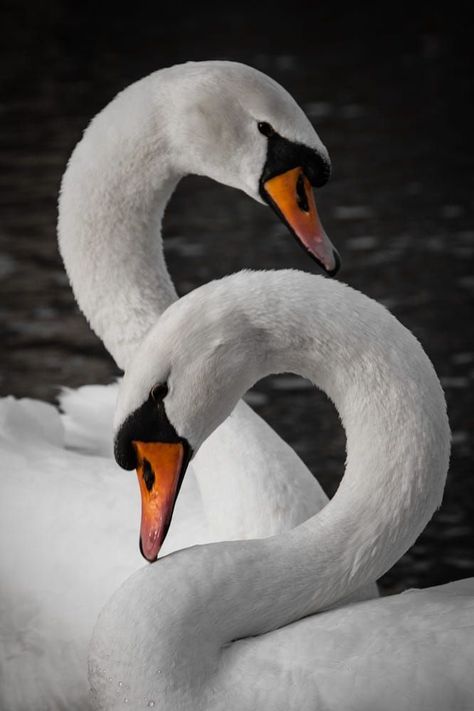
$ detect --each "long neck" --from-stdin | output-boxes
[234,273,450,620]
[89,273,450,707]
[199,273,450,628]
[58,74,179,369]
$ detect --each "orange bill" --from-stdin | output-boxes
[263,167,340,275]
[133,441,185,562]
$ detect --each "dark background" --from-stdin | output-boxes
[0,1,473,593]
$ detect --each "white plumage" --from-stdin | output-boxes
[0,380,338,709]
[89,270,473,711]
[2,62,341,708]
[1,60,470,710]
[57,60,330,370]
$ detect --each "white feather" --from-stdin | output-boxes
[88,270,470,711]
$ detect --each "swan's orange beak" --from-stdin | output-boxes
[262,167,340,275]
[133,441,186,562]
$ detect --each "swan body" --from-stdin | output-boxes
[0,396,141,710]
[91,575,474,711]
[89,270,460,710]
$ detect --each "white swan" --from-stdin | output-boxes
[88,270,473,711]
[58,60,338,373]
[0,62,353,710]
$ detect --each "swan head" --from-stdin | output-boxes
[113,273,267,561]
[165,61,339,274]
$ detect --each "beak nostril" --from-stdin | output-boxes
[142,458,155,492]
[296,173,310,213]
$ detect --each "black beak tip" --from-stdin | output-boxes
[327,248,341,277]
[139,537,158,564]
[305,244,341,278]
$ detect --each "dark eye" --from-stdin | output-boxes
[150,383,168,403]
[258,121,275,138]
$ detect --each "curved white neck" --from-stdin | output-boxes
[58,76,179,370]
[192,273,450,629]
[90,274,450,706]
[57,60,328,372]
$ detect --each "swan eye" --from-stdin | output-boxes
[150,383,168,403]
[258,121,275,138]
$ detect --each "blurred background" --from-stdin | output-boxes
[0,1,472,593]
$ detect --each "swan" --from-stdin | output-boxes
[0,62,356,710]
[88,270,473,711]
[58,59,338,374]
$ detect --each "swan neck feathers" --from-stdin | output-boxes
[94,270,450,708]
[58,74,179,370]
[57,61,327,369]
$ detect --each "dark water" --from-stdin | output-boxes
[0,3,473,593]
